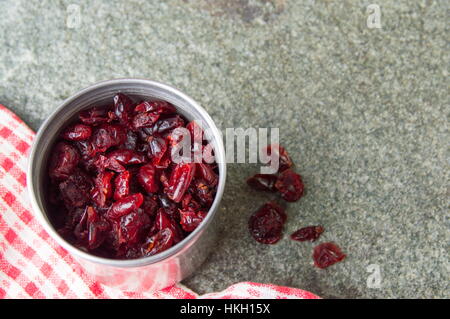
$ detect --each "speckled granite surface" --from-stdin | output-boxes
[1,0,448,298]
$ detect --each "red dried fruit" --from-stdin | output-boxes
[61,124,92,141]
[114,170,131,200]
[49,142,80,180]
[147,135,168,166]
[179,208,207,232]
[153,115,184,134]
[135,100,176,114]
[132,112,160,129]
[165,163,196,203]
[157,194,178,218]
[192,179,215,206]
[107,149,146,166]
[123,131,138,150]
[151,209,184,243]
[275,169,304,202]
[59,170,92,208]
[313,242,346,269]
[86,206,110,250]
[248,202,286,244]
[118,210,151,245]
[112,93,134,125]
[247,174,277,192]
[142,228,174,256]
[265,144,293,172]
[75,140,95,159]
[91,124,127,154]
[91,171,115,207]
[106,193,144,219]
[196,163,218,186]
[186,121,203,144]
[291,226,324,242]
[137,163,159,193]
[79,107,110,125]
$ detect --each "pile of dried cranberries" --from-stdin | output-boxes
[247,145,346,269]
[47,93,218,259]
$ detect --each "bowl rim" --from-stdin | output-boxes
[27,78,227,268]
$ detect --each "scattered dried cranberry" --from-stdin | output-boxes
[248,202,286,244]
[275,169,304,202]
[246,174,278,192]
[46,93,218,259]
[313,242,346,269]
[291,226,324,242]
[265,144,293,172]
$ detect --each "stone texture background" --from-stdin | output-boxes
[1,0,448,298]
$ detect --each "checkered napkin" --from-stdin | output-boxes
[0,104,319,299]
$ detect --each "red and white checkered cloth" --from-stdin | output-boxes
[0,104,319,299]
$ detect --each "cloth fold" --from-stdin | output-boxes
[0,104,319,299]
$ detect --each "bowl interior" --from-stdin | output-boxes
[28,79,226,266]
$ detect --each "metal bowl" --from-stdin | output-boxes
[27,79,226,292]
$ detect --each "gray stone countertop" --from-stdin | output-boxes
[1,0,448,298]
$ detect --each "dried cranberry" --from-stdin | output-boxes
[49,142,80,180]
[61,124,92,141]
[153,115,184,134]
[275,169,304,202]
[91,171,115,207]
[142,228,174,256]
[107,149,146,166]
[91,124,127,154]
[86,207,110,250]
[147,135,168,166]
[106,193,144,219]
[247,174,277,192]
[123,131,138,150]
[114,170,131,200]
[158,194,178,218]
[248,202,286,244]
[132,112,160,129]
[137,163,159,193]
[179,208,206,232]
[192,179,215,206]
[75,140,95,159]
[142,196,158,217]
[186,121,203,144]
[196,163,218,186]
[265,144,293,172]
[59,170,92,208]
[135,100,176,114]
[112,93,134,125]
[291,226,324,242]
[79,107,110,125]
[313,242,346,269]
[165,163,196,203]
[151,209,184,243]
[118,210,150,245]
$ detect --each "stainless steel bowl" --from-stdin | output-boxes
[27,79,226,292]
